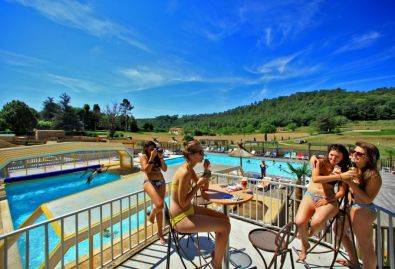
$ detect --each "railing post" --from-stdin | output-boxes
[389,216,394,269]
[377,211,383,269]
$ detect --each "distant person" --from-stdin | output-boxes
[295,144,349,261]
[201,159,211,198]
[140,141,167,244]
[170,141,230,269]
[260,160,267,178]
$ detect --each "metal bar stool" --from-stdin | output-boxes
[249,222,297,269]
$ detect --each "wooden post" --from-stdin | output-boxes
[308,143,311,159]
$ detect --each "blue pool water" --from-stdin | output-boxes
[167,153,300,179]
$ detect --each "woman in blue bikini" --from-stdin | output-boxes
[336,142,382,269]
[295,144,350,261]
[140,141,167,244]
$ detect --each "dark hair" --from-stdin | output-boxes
[143,141,161,167]
[355,141,380,172]
[326,144,350,172]
[182,140,203,160]
[203,159,210,165]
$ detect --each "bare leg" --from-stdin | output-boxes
[175,209,231,269]
[294,195,315,261]
[310,202,338,236]
[351,207,377,269]
[156,184,166,243]
[144,182,165,241]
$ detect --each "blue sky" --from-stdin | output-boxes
[0,0,394,118]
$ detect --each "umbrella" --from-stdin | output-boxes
[229,143,254,167]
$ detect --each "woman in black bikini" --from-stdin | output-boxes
[140,141,167,244]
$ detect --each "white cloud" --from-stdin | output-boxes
[0,49,47,67]
[47,73,104,93]
[334,31,381,54]
[119,66,202,91]
[10,0,150,52]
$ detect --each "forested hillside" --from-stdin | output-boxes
[138,88,395,134]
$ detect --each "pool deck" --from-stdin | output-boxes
[117,217,348,269]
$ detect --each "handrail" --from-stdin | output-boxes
[0,173,393,268]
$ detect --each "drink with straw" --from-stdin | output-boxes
[241,177,248,191]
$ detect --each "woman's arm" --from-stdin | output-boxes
[159,156,167,172]
[311,160,341,183]
[177,170,207,208]
[140,155,154,173]
[345,171,382,204]
[331,182,346,202]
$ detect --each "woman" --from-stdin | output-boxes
[170,140,231,269]
[295,144,349,261]
[337,142,382,269]
[140,141,167,244]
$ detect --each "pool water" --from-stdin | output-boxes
[167,153,301,179]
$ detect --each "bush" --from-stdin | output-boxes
[259,123,276,133]
[286,122,298,131]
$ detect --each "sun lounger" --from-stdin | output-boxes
[296,152,304,159]
[290,152,297,159]
[271,151,277,158]
[264,151,271,157]
[283,152,291,158]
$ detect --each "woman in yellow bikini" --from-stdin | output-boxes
[170,140,230,269]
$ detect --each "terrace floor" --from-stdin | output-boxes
[117,218,348,269]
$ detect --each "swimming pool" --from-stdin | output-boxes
[167,153,301,179]
[6,171,121,268]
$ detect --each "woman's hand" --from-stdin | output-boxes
[340,170,360,183]
[310,155,319,169]
[314,198,329,208]
[197,177,209,188]
[150,148,158,158]
[332,165,341,175]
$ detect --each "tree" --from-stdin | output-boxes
[92,104,101,130]
[315,115,338,134]
[54,93,81,131]
[183,134,194,142]
[0,100,38,135]
[286,122,298,131]
[105,103,121,138]
[287,163,311,210]
[41,97,60,120]
[143,123,154,131]
[119,99,134,131]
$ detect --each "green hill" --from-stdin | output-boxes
[138,88,395,135]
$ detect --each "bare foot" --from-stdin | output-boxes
[298,241,310,262]
[158,235,166,245]
[336,259,360,268]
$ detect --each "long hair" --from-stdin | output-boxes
[355,141,380,172]
[143,141,161,167]
[326,144,350,172]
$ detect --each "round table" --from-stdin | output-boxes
[206,184,253,269]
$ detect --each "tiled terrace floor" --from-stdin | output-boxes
[117,218,348,269]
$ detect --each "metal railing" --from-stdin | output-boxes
[0,182,172,269]
[210,172,395,269]
[0,173,394,268]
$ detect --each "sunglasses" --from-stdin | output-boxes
[353,151,366,158]
[192,150,204,156]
